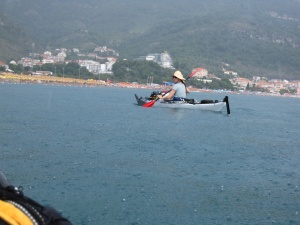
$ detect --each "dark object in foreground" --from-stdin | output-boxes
[0,171,73,225]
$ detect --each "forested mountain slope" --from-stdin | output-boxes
[1,0,299,79]
[0,14,40,62]
[118,11,300,79]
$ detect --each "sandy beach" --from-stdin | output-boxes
[0,72,107,86]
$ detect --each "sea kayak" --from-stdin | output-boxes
[135,92,230,114]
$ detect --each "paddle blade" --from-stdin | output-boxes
[188,68,201,79]
[142,100,156,108]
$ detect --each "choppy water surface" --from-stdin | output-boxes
[0,83,299,225]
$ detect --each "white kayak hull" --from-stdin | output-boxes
[135,94,230,114]
[150,100,226,111]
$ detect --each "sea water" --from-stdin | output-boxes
[0,83,299,225]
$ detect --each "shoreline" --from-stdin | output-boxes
[1,72,299,98]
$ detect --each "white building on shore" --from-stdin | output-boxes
[143,51,174,69]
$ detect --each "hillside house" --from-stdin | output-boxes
[144,52,174,69]
[33,71,53,76]
[230,77,252,89]
[256,80,271,89]
[192,68,208,78]
[224,70,238,76]
[0,61,7,69]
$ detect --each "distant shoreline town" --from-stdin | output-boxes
[1,73,299,99]
[0,46,299,97]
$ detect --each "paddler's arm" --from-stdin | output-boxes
[158,89,175,100]
[186,87,190,94]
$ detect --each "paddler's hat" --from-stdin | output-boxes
[173,71,185,81]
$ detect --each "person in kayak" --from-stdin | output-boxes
[157,70,189,101]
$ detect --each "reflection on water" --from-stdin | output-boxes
[167,108,185,121]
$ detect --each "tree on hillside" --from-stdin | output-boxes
[246,83,250,90]
[8,64,23,73]
[31,62,94,79]
[206,78,234,90]
[112,60,174,83]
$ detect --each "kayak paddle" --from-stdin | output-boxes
[142,89,171,108]
[142,69,200,108]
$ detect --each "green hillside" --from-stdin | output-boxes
[0,14,40,62]
[1,0,300,79]
[118,12,300,79]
